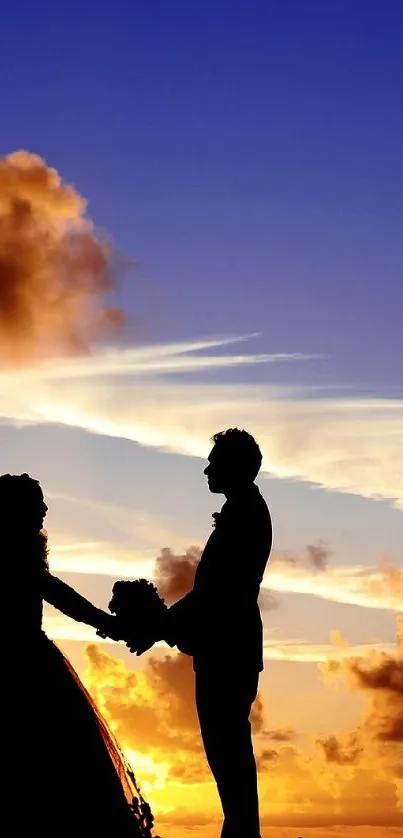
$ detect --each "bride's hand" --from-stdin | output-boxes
[96,614,124,642]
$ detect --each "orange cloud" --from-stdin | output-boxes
[153,547,201,603]
[47,536,403,827]
[321,617,403,744]
[318,733,363,765]
[0,150,123,364]
[83,645,206,780]
[83,643,272,780]
[80,635,403,829]
[318,618,403,813]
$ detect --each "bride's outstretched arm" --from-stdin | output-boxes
[43,572,120,638]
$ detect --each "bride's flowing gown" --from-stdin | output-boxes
[9,544,154,836]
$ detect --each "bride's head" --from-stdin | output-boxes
[0,473,48,536]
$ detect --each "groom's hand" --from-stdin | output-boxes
[128,633,158,656]
[130,608,170,656]
[126,627,161,656]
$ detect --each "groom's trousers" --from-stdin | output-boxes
[195,664,260,838]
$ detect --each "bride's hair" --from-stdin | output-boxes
[0,472,49,571]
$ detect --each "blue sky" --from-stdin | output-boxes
[1,1,402,384]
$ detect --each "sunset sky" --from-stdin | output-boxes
[0,3,402,836]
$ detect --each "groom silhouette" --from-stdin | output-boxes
[164,429,272,838]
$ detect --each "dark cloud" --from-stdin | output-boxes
[266,727,295,742]
[318,733,362,764]
[320,618,403,780]
[305,541,331,571]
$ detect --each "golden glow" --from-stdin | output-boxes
[78,630,403,829]
[124,749,169,795]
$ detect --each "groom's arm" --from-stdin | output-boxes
[162,525,249,649]
[43,573,121,638]
[164,591,196,651]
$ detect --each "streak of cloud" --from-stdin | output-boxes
[47,529,403,613]
[266,557,403,612]
[0,335,401,508]
[29,335,316,379]
[43,612,397,663]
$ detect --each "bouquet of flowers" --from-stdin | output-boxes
[98,578,168,655]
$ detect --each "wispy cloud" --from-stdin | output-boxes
[43,612,396,663]
[0,335,402,507]
[48,532,403,614]
[50,541,154,577]
[266,557,403,613]
[49,492,192,553]
[262,639,397,663]
[2,333,316,380]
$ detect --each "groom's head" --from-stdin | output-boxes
[204,428,262,495]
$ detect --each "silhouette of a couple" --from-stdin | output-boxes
[5,429,272,838]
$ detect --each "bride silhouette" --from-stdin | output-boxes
[3,473,154,836]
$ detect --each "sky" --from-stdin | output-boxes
[0,2,402,836]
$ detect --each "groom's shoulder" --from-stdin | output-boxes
[256,485,271,514]
[252,486,272,525]
[224,485,271,524]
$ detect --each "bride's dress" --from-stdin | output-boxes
[9,552,154,836]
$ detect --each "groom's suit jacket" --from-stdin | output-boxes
[165,484,272,672]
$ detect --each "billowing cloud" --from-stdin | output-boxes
[318,619,403,814]
[82,643,280,787]
[0,151,123,364]
[84,644,202,766]
[44,527,403,827]
[0,335,401,508]
[78,638,403,828]
[321,618,403,746]
[153,547,201,603]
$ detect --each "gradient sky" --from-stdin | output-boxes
[0,3,402,835]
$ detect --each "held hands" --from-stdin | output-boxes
[96,612,158,654]
[126,611,168,656]
[98,579,169,656]
[129,631,160,656]
[96,613,125,643]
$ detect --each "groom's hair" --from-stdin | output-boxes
[212,428,262,481]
